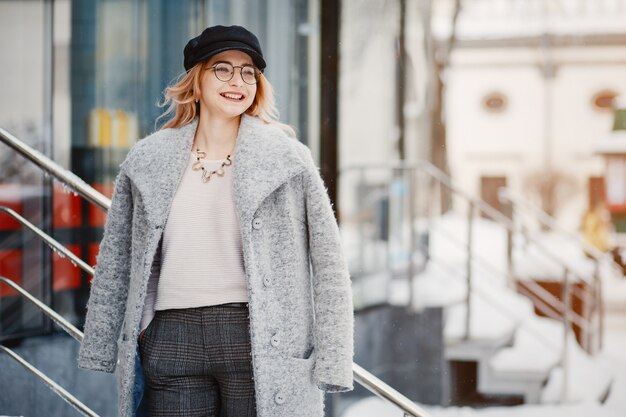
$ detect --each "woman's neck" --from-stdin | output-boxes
[193,113,241,159]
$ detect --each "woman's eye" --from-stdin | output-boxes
[216,66,231,74]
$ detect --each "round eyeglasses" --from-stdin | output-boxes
[209,62,261,85]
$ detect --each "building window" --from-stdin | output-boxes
[482,92,507,113]
[591,90,617,112]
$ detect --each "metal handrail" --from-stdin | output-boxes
[497,188,605,351]
[353,363,431,417]
[419,161,598,287]
[342,160,598,295]
[341,161,601,351]
[0,345,98,416]
[0,127,111,211]
[342,161,598,286]
[1,128,433,417]
[0,277,84,342]
[498,188,615,265]
[432,222,592,337]
[0,277,91,414]
[0,206,94,276]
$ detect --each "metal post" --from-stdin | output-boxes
[506,225,513,289]
[408,168,416,310]
[594,260,604,352]
[465,201,474,340]
[561,268,570,402]
[358,167,366,276]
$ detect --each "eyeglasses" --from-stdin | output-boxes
[209,62,261,85]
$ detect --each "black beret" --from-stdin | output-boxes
[183,25,266,72]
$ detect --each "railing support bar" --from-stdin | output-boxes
[561,268,571,402]
[353,363,431,417]
[0,346,99,416]
[465,201,474,340]
[595,261,604,352]
[0,127,111,211]
[0,206,94,275]
[408,168,416,310]
[0,277,84,342]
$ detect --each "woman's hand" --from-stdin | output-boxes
[138,328,147,345]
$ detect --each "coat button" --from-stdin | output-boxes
[274,392,285,405]
[263,276,272,287]
[252,217,263,229]
[270,334,281,347]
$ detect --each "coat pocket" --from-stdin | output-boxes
[274,354,324,415]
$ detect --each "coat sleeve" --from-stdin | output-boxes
[77,165,133,373]
[301,146,354,393]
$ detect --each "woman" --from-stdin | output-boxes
[78,25,354,417]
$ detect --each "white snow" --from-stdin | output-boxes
[594,132,626,155]
[512,231,597,283]
[344,211,626,417]
[344,397,625,417]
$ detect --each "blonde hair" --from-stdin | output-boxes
[157,63,295,137]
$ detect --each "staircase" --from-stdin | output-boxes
[342,160,614,410]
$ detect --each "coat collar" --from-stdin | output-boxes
[231,115,308,223]
[146,114,307,228]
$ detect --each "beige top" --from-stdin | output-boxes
[140,152,248,330]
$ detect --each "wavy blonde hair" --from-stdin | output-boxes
[157,63,295,137]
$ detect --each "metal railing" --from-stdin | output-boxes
[0,127,111,211]
[1,127,432,416]
[415,162,600,356]
[1,277,94,415]
[498,188,605,351]
[0,277,84,342]
[353,363,431,417]
[498,188,609,262]
[0,345,97,416]
[0,206,94,276]
[341,160,603,401]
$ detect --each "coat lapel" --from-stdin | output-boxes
[146,114,307,230]
[139,119,197,228]
[232,114,308,225]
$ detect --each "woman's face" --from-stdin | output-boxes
[199,50,258,119]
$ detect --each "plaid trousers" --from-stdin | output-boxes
[139,304,257,417]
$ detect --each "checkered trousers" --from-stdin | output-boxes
[139,304,257,417]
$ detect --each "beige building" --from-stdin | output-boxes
[442,0,626,230]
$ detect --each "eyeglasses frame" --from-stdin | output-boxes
[208,62,263,85]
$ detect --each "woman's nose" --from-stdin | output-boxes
[229,69,245,87]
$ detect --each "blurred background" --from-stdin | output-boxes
[1,1,626,416]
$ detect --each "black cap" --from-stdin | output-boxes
[183,25,266,72]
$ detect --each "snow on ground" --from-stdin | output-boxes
[344,397,625,417]
[344,311,626,416]
[343,212,626,417]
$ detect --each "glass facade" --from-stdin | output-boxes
[0,0,317,340]
[0,0,52,339]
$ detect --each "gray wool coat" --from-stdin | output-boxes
[77,114,354,417]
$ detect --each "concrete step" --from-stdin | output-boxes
[478,316,561,403]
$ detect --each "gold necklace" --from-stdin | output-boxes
[191,147,234,183]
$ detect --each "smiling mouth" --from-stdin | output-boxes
[221,93,245,101]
